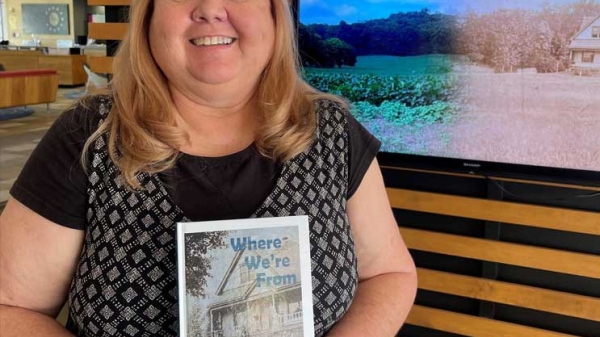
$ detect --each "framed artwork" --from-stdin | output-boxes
[22,4,70,35]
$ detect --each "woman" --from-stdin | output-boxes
[0,0,417,335]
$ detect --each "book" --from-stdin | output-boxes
[177,216,314,337]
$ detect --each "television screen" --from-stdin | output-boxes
[297,0,600,183]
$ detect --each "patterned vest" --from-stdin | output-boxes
[66,97,358,337]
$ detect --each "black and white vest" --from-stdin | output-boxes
[66,97,358,337]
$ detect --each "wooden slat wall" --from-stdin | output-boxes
[388,186,600,337]
[88,23,128,41]
[86,1,130,74]
[406,305,579,337]
[88,0,130,5]
[89,57,114,74]
[416,268,600,322]
[400,227,599,278]
[387,188,599,235]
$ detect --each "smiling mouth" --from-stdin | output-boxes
[190,37,235,46]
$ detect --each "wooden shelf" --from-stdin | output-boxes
[89,56,114,74]
[87,0,130,5]
[88,23,128,41]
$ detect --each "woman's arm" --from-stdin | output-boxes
[0,197,84,336]
[326,158,417,336]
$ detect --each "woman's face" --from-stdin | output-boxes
[149,0,275,102]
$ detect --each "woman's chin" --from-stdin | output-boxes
[191,71,238,86]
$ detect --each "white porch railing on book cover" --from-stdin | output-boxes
[278,311,303,326]
[209,328,302,337]
[208,312,304,337]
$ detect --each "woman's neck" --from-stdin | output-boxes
[170,88,259,157]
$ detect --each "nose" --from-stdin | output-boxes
[191,0,228,23]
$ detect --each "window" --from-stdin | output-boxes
[582,52,594,63]
[592,26,600,38]
[215,313,222,330]
[239,264,255,284]
[234,312,245,330]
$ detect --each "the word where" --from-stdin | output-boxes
[230,236,282,251]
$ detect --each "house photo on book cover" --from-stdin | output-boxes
[177,216,314,337]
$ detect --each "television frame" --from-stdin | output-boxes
[291,0,600,187]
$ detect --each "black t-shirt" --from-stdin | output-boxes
[10,98,381,230]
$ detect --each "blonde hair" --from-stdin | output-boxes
[83,0,345,189]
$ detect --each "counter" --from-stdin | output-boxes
[0,48,87,86]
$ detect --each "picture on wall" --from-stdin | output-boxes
[22,4,70,35]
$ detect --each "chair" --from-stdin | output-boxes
[83,63,108,94]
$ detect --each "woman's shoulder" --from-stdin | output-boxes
[313,96,350,114]
[57,94,114,136]
[71,93,114,119]
[312,96,351,127]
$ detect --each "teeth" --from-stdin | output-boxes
[191,37,234,46]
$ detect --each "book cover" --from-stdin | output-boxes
[177,216,314,337]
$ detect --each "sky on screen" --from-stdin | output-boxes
[299,0,583,25]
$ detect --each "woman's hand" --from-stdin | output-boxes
[326,158,417,336]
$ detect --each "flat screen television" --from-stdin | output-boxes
[294,0,600,185]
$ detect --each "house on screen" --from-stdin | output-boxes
[205,237,304,337]
[569,14,600,75]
